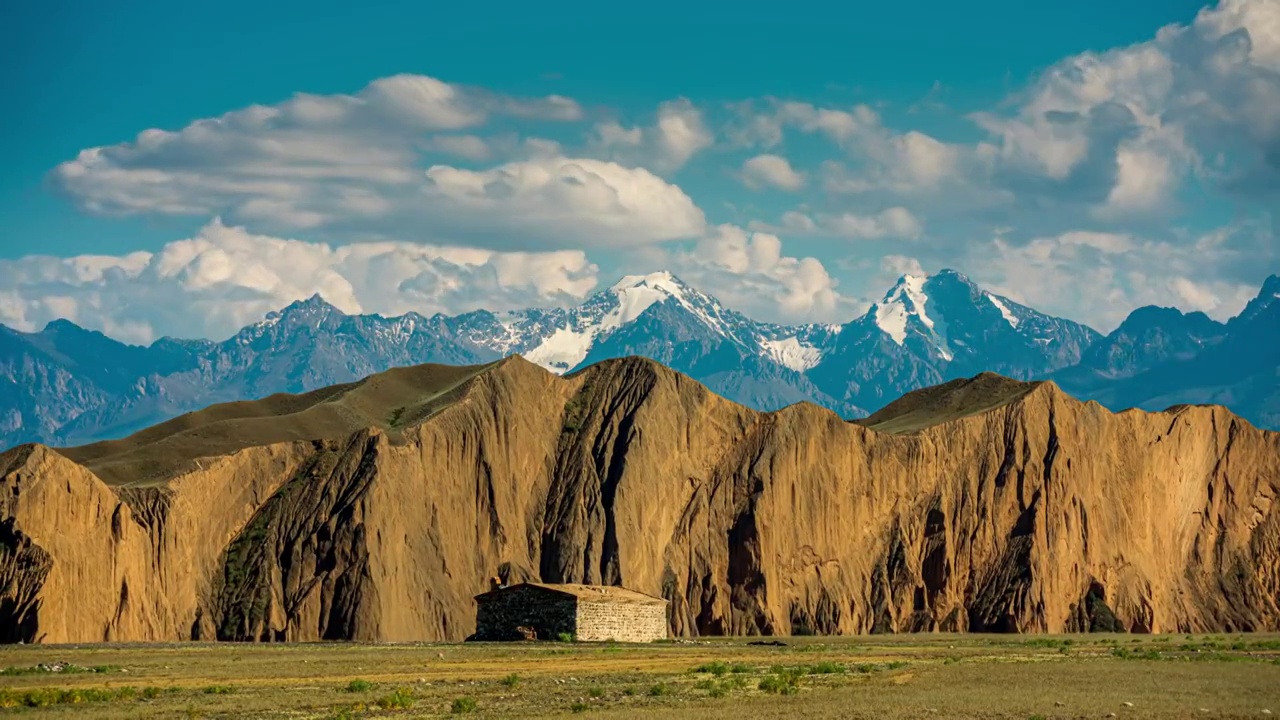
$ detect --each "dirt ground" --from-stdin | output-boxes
[1,634,1278,718]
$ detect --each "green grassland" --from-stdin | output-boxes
[0,634,1277,718]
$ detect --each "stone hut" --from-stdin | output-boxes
[472,583,668,642]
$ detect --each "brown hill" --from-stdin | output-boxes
[1,356,1278,643]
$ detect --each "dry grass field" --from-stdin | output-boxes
[1,634,1278,718]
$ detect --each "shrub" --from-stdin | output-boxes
[571,701,589,713]
[588,686,605,698]
[758,673,800,695]
[202,685,234,695]
[500,673,520,688]
[693,661,731,676]
[557,632,576,643]
[730,663,751,674]
[622,687,636,696]
[647,683,671,697]
[378,688,415,710]
[807,661,844,675]
[449,696,476,714]
[345,679,374,693]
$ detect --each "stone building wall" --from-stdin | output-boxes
[575,600,668,643]
[473,586,576,641]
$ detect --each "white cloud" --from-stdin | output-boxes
[1100,146,1176,214]
[38,1,1280,335]
[740,154,806,191]
[759,207,922,240]
[590,98,714,173]
[420,134,493,161]
[663,225,852,323]
[420,157,706,247]
[972,0,1280,215]
[722,0,1279,228]
[52,75,731,250]
[0,219,599,343]
[978,226,1262,331]
[730,100,966,194]
[878,255,928,282]
[728,100,876,149]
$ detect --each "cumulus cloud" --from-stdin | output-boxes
[756,207,922,240]
[0,219,599,343]
[740,154,806,191]
[725,0,1279,228]
[663,225,853,323]
[730,99,967,195]
[727,100,876,149]
[419,157,706,248]
[590,98,714,173]
[37,1,1280,334]
[972,0,1280,215]
[976,225,1265,331]
[420,134,494,161]
[50,75,709,249]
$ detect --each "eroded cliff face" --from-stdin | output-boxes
[1,356,1277,643]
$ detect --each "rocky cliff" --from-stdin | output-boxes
[1,356,1278,644]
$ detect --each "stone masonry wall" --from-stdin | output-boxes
[575,601,667,643]
[473,587,576,641]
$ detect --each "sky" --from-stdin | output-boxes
[0,0,1277,344]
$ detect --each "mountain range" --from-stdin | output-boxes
[1,269,1276,450]
[4,354,1278,642]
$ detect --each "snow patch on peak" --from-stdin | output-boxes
[987,293,1020,329]
[874,303,909,344]
[874,274,933,345]
[522,327,596,373]
[611,271,686,298]
[612,285,668,325]
[520,272,712,374]
[762,337,822,372]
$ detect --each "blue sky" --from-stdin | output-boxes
[0,0,1276,343]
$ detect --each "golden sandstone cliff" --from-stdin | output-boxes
[1,356,1278,644]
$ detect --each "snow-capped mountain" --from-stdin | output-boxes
[808,270,1100,410]
[444,271,852,416]
[449,271,836,375]
[3,268,1278,450]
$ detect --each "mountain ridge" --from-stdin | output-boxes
[1,269,1276,450]
[3,354,1277,643]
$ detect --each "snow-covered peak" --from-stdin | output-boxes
[604,272,689,326]
[519,272,737,373]
[610,270,688,297]
[873,274,934,344]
